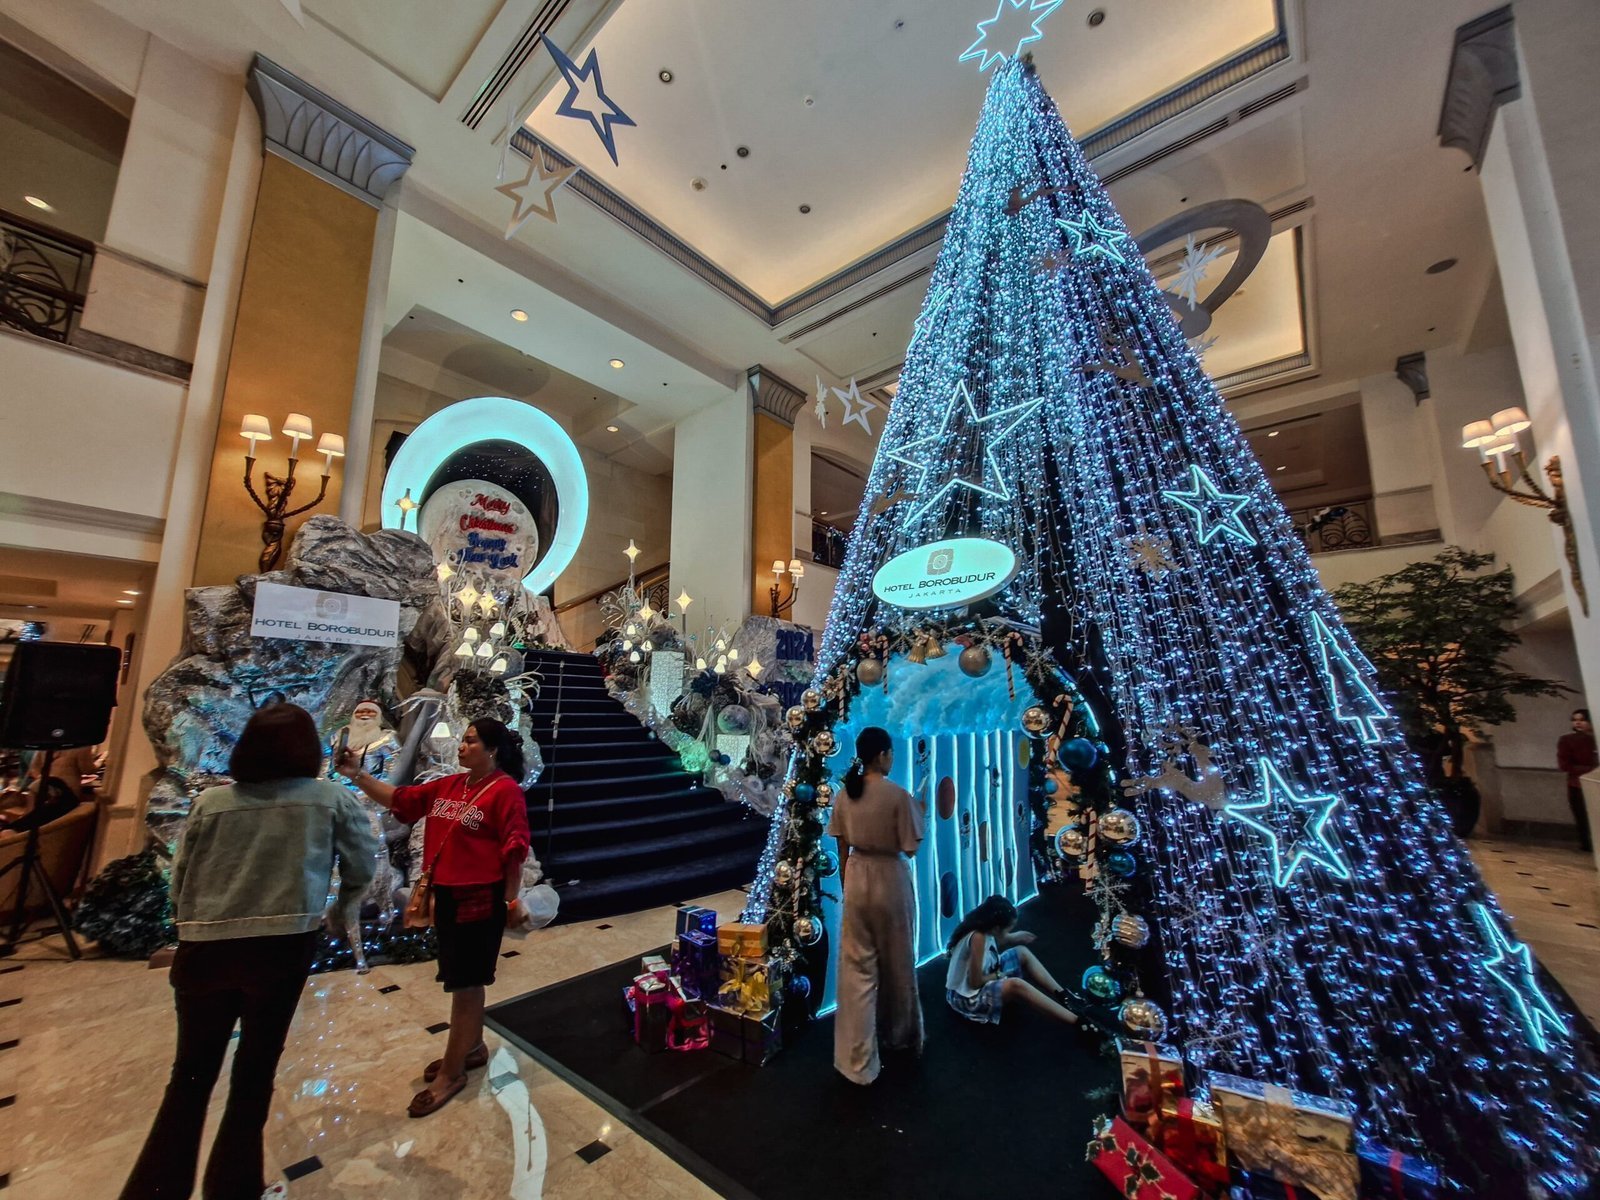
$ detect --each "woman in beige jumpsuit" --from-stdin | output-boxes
[828,725,925,1084]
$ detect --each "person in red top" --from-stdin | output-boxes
[1558,708,1598,853]
[339,717,530,1117]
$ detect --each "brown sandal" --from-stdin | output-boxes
[408,1073,467,1118]
[423,1042,488,1082]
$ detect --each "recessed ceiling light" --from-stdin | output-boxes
[123,589,141,595]
[1267,431,1280,438]
[1275,465,1287,472]
[799,204,812,214]
[1087,8,1106,25]
[659,68,674,84]
[23,195,53,211]
[118,599,134,604]
[510,309,529,321]
[609,358,625,369]
[1426,258,1458,274]
[736,146,750,158]
[606,425,619,432]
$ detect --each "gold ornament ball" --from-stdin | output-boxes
[1100,808,1141,845]
[786,706,807,730]
[815,781,833,801]
[1022,705,1051,735]
[810,729,836,757]
[856,658,885,686]
[801,688,823,711]
[1056,826,1089,859]
[794,915,823,945]
[958,645,992,677]
[774,861,795,888]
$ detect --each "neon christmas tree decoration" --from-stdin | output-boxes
[748,59,1600,1197]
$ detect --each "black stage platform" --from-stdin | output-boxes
[487,888,1115,1199]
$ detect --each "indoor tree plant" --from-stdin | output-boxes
[1332,546,1569,835]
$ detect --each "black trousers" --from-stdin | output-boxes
[120,932,317,1200]
[1570,784,1593,853]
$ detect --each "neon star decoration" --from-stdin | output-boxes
[886,379,1041,522]
[1225,759,1350,888]
[959,0,1063,71]
[1469,902,1568,1053]
[1310,612,1391,744]
[544,40,635,166]
[1162,464,1256,546]
[1056,210,1136,265]
[833,378,881,436]
[497,143,577,235]
[909,285,952,353]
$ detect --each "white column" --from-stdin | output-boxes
[669,385,753,630]
[340,195,400,526]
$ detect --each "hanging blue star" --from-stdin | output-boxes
[1225,759,1350,888]
[544,39,635,166]
[1162,464,1256,546]
[887,379,1041,522]
[1469,902,1568,1053]
[1310,611,1391,744]
[959,0,1063,72]
[1056,211,1136,264]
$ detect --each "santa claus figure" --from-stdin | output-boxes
[327,699,403,972]
[333,699,399,778]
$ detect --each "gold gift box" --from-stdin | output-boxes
[716,956,770,1015]
[716,922,769,958]
[1206,1073,1357,1200]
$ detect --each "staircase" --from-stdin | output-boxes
[520,649,767,924]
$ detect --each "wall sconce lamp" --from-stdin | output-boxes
[240,412,343,571]
[769,557,806,619]
[1460,406,1587,615]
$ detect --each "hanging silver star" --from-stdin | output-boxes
[497,143,578,237]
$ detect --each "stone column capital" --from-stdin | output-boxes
[247,55,415,206]
[747,365,807,428]
[1438,7,1520,169]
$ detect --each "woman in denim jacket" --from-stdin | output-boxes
[121,702,377,1200]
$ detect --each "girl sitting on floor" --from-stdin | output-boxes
[945,895,1096,1034]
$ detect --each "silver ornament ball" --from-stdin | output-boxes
[958,645,993,677]
[774,861,795,888]
[1055,826,1089,859]
[1119,996,1168,1040]
[794,915,823,946]
[1022,705,1051,735]
[1100,808,1141,845]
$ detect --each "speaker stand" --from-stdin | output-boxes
[0,749,82,960]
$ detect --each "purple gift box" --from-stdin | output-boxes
[672,929,719,999]
[675,904,717,938]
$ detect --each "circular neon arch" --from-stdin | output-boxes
[382,396,588,596]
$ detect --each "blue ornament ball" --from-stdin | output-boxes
[1105,849,1137,877]
[1044,777,1059,795]
[789,973,812,1001]
[1061,738,1098,772]
[1082,965,1125,1002]
[794,783,817,802]
[717,753,731,766]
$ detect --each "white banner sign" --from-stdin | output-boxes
[871,537,1019,610]
[250,582,400,647]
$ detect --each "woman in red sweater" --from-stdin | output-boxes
[339,717,530,1116]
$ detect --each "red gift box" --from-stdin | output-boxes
[1089,1115,1201,1200]
[1149,1098,1229,1195]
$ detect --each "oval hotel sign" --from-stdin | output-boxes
[871,537,1019,610]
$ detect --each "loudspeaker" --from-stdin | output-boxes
[0,642,123,749]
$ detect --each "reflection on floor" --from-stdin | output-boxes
[1,843,1596,1199]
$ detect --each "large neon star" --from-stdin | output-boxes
[1469,902,1568,1052]
[1056,210,1136,265]
[1162,464,1256,546]
[960,0,1063,71]
[1225,759,1349,888]
[909,285,953,354]
[1310,611,1391,744]
[886,379,1041,522]
[544,40,635,166]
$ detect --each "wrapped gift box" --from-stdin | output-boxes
[627,976,672,1053]
[707,1004,781,1066]
[1150,1097,1229,1195]
[640,954,670,977]
[675,904,717,938]
[717,955,771,1015]
[1119,1039,1186,1129]
[1088,1114,1200,1200]
[1355,1141,1442,1200]
[1206,1074,1356,1200]
[673,929,719,1000]
[717,921,768,958]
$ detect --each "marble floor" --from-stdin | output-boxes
[2,844,1598,1199]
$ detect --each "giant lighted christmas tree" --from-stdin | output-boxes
[750,59,1600,1195]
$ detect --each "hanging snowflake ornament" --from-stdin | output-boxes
[1187,333,1220,362]
[1172,233,1225,311]
[814,376,829,428]
[1127,533,1177,578]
